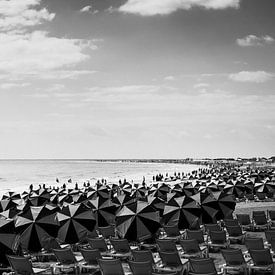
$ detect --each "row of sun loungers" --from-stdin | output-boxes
[5,215,275,275]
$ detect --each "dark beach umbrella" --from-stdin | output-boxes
[146,195,166,217]
[0,199,17,212]
[2,192,21,201]
[15,205,59,252]
[112,194,135,208]
[191,192,218,224]
[26,188,51,206]
[87,197,117,227]
[57,203,96,244]
[0,208,20,219]
[116,201,160,242]
[149,183,170,200]
[131,185,148,199]
[162,196,201,230]
[212,191,236,220]
[0,218,16,233]
[0,232,18,264]
[243,179,254,194]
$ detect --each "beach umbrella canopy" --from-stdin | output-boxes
[212,191,236,220]
[116,201,160,242]
[0,199,17,212]
[112,194,135,208]
[146,195,166,218]
[87,197,117,226]
[57,203,96,244]
[162,196,201,230]
[26,188,51,206]
[15,205,59,252]
[0,232,18,263]
[149,183,170,200]
[191,191,218,224]
[2,192,21,201]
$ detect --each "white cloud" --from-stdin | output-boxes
[164,75,175,81]
[193,83,209,88]
[118,0,240,16]
[0,82,30,90]
[236,35,275,47]
[80,5,92,13]
[0,0,55,31]
[229,71,274,83]
[79,5,99,14]
[0,31,96,74]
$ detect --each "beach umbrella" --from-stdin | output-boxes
[0,207,20,219]
[87,197,117,226]
[15,205,59,252]
[149,183,170,200]
[0,199,17,212]
[26,188,51,206]
[0,219,19,266]
[162,196,201,230]
[112,194,135,208]
[2,192,21,201]
[131,185,148,199]
[191,191,218,224]
[116,201,160,242]
[212,191,236,220]
[57,203,96,244]
[146,195,166,217]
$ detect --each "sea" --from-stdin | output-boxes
[0,160,202,196]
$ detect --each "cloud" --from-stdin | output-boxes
[0,82,30,89]
[236,35,275,47]
[0,0,55,31]
[229,71,274,83]
[0,31,96,74]
[164,75,175,81]
[79,5,99,14]
[0,0,99,80]
[193,83,209,88]
[118,0,240,16]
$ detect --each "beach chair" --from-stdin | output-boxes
[128,260,153,275]
[253,211,270,231]
[189,258,222,275]
[225,225,246,244]
[7,255,53,275]
[163,225,182,241]
[245,237,265,254]
[268,210,275,222]
[158,251,186,275]
[186,229,206,245]
[180,239,207,258]
[255,192,266,201]
[110,238,132,259]
[78,248,101,274]
[88,237,109,254]
[208,230,229,251]
[265,230,275,245]
[98,258,125,275]
[223,218,239,227]
[52,247,80,274]
[236,214,253,231]
[156,238,178,253]
[248,248,274,275]
[245,193,254,202]
[221,248,249,275]
[98,225,116,239]
[204,223,222,233]
[132,249,155,264]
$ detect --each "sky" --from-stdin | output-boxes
[0,0,274,159]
